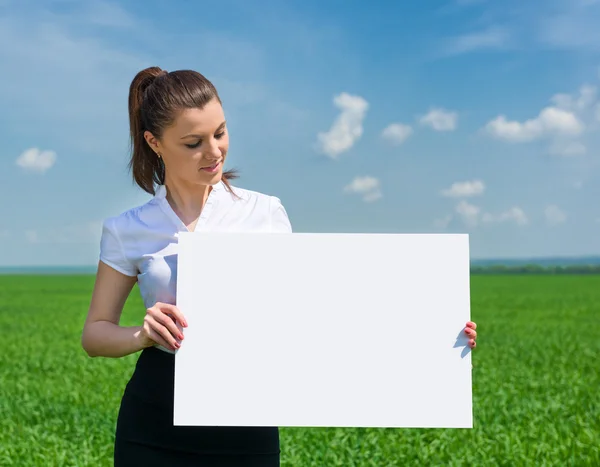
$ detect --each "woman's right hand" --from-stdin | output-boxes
[137,302,188,351]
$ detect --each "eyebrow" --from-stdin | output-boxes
[180,121,226,139]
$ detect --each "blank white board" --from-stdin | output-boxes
[174,233,472,428]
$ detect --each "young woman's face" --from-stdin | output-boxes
[145,97,229,187]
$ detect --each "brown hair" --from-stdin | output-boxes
[127,66,238,195]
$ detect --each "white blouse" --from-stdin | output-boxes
[99,181,293,353]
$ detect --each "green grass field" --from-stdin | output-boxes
[1,274,598,466]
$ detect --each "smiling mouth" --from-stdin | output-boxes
[199,161,221,172]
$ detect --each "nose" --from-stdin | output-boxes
[204,138,222,161]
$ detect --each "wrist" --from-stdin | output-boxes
[133,326,151,350]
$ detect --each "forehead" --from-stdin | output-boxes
[169,99,225,134]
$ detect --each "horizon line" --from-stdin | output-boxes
[1,253,600,271]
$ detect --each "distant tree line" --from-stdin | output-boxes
[470,264,600,274]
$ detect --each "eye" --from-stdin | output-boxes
[185,141,201,149]
[215,131,226,139]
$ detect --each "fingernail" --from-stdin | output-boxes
[179,334,184,340]
[174,342,180,349]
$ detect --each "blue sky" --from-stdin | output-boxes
[1,0,600,266]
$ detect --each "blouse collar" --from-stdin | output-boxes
[153,181,225,232]
[153,181,224,199]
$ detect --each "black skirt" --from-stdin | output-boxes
[114,346,280,466]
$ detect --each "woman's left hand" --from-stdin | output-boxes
[465,321,477,348]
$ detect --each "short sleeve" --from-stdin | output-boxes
[270,196,293,233]
[99,217,137,276]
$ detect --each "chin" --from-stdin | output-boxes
[197,170,223,186]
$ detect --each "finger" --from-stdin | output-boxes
[464,328,477,339]
[157,302,187,327]
[147,326,177,351]
[466,321,477,330]
[157,302,188,327]
[147,315,181,350]
[150,308,184,341]
[468,339,476,348]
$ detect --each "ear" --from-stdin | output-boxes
[144,131,161,153]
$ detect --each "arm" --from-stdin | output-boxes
[81,261,149,358]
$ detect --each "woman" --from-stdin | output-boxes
[81,66,478,466]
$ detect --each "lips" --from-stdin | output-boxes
[200,161,221,172]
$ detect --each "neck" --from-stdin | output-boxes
[163,179,213,224]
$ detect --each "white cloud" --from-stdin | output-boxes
[344,176,382,202]
[317,93,369,159]
[536,2,600,50]
[482,207,528,225]
[455,200,481,227]
[441,27,510,55]
[442,1,600,56]
[548,140,587,156]
[344,176,379,193]
[484,106,584,142]
[550,85,597,112]
[15,148,57,173]
[483,78,600,158]
[420,108,458,131]
[381,123,413,145]
[441,180,485,197]
[443,202,528,228]
[545,205,567,225]
[363,191,383,203]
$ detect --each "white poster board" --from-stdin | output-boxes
[174,233,472,428]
